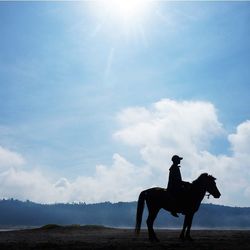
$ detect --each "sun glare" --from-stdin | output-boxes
[106,0,150,22]
[89,0,154,37]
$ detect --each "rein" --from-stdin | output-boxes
[206,193,211,199]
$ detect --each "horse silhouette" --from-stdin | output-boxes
[135,173,221,241]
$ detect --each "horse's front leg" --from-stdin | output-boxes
[180,213,194,241]
[185,213,194,241]
[180,215,188,240]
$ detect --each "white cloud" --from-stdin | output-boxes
[0,99,250,206]
[0,168,55,202]
[70,153,152,203]
[0,146,25,170]
[0,151,152,204]
[114,99,224,176]
[54,178,70,189]
[114,99,223,150]
[228,120,250,157]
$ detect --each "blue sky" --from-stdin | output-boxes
[0,1,250,205]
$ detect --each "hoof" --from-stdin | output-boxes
[149,237,160,243]
[179,234,185,241]
[185,236,194,241]
[179,235,193,241]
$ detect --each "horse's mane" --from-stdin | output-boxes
[192,173,216,184]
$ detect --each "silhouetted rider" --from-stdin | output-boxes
[167,155,189,217]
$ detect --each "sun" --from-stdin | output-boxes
[88,0,154,37]
[105,0,151,22]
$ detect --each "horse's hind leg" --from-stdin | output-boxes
[146,207,160,242]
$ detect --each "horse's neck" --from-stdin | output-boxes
[191,181,207,203]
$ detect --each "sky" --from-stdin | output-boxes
[0,1,250,206]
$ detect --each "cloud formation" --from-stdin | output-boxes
[0,99,250,206]
[114,99,223,149]
[114,99,223,172]
[0,146,25,170]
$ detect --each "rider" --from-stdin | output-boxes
[167,155,189,217]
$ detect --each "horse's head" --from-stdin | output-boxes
[200,173,221,199]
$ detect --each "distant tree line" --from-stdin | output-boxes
[0,199,250,229]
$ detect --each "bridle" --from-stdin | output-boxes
[205,175,217,199]
[206,193,211,199]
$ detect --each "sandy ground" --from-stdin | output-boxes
[0,226,249,250]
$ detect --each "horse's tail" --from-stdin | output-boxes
[135,190,146,235]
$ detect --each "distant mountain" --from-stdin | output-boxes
[0,199,250,229]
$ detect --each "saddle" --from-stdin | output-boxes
[167,182,191,214]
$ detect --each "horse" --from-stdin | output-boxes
[135,173,221,241]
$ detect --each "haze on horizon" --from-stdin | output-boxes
[0,1,250,206]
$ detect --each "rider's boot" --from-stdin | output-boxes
[170,211,179,217]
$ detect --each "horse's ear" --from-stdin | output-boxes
[208,175,216,180]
